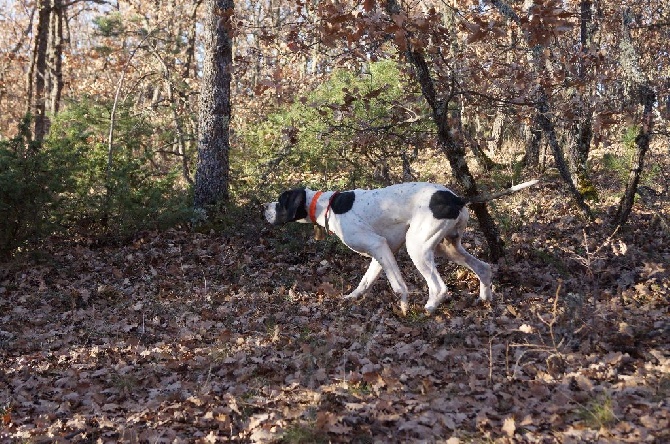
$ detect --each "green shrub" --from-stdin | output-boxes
[622,125,639,149]
[235,59,431,200]
[0,117,70,256]
[46,98,192,235]
[0,100,191,257]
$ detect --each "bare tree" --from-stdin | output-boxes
[614,9,657,227]
[386,0,505,260]
[194,0,234,210]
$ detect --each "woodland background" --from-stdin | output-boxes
[1,0,669,442]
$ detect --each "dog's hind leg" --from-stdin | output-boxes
[406,226,449,314]
[344,258,383,300]
[436,236,492,302]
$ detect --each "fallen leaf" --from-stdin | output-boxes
[519,324,534,334]
[502,416,516,437]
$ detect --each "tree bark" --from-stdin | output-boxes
[523,116,542,169]
[27,0,52,145]
[570,0,594,196]
[386,0,504,260]
[47,0,64,116]
[615,85,655,226]
[614,8,657,226]
[465,126,496,171]
[408,49,504,260]
[536,90,593,218]
[488,112,505,155]
[194,0,234,210]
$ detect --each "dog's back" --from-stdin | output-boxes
[333,182,467,253]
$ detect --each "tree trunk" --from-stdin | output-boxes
[465,127,496,171]
[615,86,655,226]
[148,42,194,186]
[570,0,594,197]
[387,0,503,260]
[614,8,657,226]
[488,112,505,155]
[47,0,64,116]
[27,0,51,145]
[523,117,542,169]
[536,90,593,218]
[409,49,504,260]
[194,0,234,210]
[183,0,204,78]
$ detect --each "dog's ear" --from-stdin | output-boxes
[276,188,308,224]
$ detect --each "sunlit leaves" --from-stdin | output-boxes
[1,162,669,440]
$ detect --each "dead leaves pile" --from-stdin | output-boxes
[1,193,669,443]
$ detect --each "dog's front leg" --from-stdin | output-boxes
[344,258,383,300]
[343,234,410,315]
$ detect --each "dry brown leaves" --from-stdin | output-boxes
[1,181,669,443]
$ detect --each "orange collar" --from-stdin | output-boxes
[308,191,323,223]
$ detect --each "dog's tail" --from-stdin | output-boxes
[464,179,539,204]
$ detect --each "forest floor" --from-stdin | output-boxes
[1,150,670,443]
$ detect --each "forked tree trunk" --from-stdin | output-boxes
[408,49,504,261]
[387,0,504,260]
[194,0,234,210]
[615,88,656,226]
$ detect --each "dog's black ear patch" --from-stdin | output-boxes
[331,191,355,214]
[276,188,307,224]
[429,190,465,219]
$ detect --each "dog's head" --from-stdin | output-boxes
[264,188,309,225]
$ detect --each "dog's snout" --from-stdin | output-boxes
[264,202,278,225]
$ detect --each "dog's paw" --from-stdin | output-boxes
[424,297,443,314]
[479,285,493,302]
[343,290,361,300]
[424,291,447,314]
[424,301,438,314]
[400,300,409,316]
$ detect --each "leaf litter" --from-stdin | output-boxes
[1,182,669,443]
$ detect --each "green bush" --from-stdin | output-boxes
[622,125,639,149]
[0,100,191,257]
[46,98,192,235]
[235,59,431,200]
[0,117,70,256]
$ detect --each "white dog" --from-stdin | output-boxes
[264,180,537,314]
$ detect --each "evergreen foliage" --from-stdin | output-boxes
[236,60,430,198]
[0,102,191,257]
[0,116,67,255]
